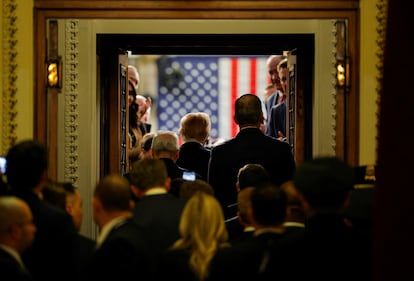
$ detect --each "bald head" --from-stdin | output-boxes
[266,55,286,92]
[0,196,36,252]
[128,65,140,91]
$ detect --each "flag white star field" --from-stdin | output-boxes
[157,55,268,142]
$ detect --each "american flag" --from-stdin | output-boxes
[157,55,268,141]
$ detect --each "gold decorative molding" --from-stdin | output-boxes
[375,0,387,163]
[64,19,80,186]
[2,0,18,155]
[331,19,338,153]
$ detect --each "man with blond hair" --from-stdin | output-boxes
[177,112,211,180]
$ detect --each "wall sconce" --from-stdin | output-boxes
[336,59,349,89]
[47,58,62,89]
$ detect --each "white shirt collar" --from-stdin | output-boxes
[145,187,168,196]
[0,244,26,269]
[96,216,128,248]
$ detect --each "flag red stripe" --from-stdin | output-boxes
[250,58,257,94]
[231,58,238,136]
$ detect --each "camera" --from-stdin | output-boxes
[182,171,196,181]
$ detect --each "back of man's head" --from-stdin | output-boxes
[237,163,271,190]
[234,94,263,127]
[293,156,355,210]
[6,140,48,192]
[129,158,169,191]
[250,184,287,226]
[152,131,179,159]
[94,174,132,212]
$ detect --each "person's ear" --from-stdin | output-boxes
[297,192,310,212]
[260,114,265,124]
[8,223,22,240]
[164,177,171,191]
[92,197,101,214]
[173,150,179,161]
[233,114,239,125]
[130,185,143,199]
[65,201,73,216]
[247,207,257,227]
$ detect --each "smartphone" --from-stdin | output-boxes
[182,171,196,181]
[0,157,6,175]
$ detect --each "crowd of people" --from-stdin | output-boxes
[0,60,373,281]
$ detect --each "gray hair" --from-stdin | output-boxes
[152,130,179,154]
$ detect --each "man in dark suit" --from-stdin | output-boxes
[129,158,186,265]
[0,196,36,281]
[266,58,288,141]
[208,93,295,211]
[42,181,96,277]
[264,55,286,118]
[83,173,152,281]
[152,130,201,197]
[266,101,286,140]
[6,140,79,281]
[285,156,372,281]
[210,184,288,280]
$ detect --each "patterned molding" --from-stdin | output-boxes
[331,19,338,153]
[375,0,387,162]
[2,0,18,155]
[64,20,80,186]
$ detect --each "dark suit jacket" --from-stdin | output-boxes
[265,101,286,138]
[132,193,186,262]
[225,215,244,241]
[208,127,295,209]
[210,232,287,281]
[0,248,33,281]
[75,234,96,278]
[82,218,153,281]
[161,158,202,197]
[280,213,373,281]
[177,141,211,181]
[160,158,198,181]
[265,91,281,118]
[12,191,79,281]
[156,249,197,281]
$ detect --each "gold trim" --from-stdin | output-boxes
[64,19,80,186]
[2,0,18,155]
[354,184,375,189]
[375,0,387,164]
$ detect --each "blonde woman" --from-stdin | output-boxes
[156,191,229,281]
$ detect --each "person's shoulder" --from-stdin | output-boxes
[210,138,232,151]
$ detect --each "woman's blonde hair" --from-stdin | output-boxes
[171,191,229,281]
